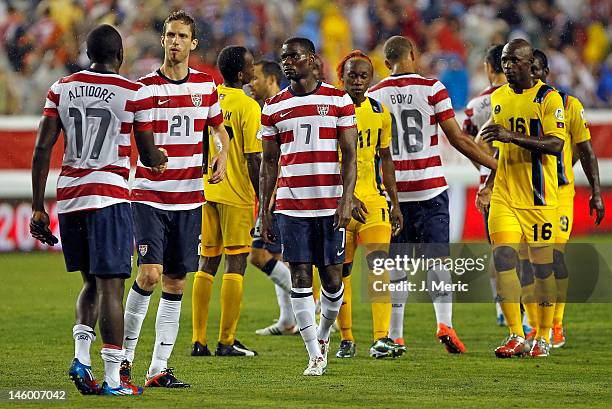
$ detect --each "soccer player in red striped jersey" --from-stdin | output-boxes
[259,37,360,376]
[367,36,496,354]
[30,25,167,396]
[121,11,230,388]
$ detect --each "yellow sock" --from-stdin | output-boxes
[372,303,391,340]
[497,268,524,337]
[521,283,538,331]
[219,273,244,345]
[192,271,214,345]
[337,276,354,341]
[313,269,321,304]
[535,274,556,343]
[553,277,568,327]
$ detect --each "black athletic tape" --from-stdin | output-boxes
[290,290,313,298]
[132,281,153,297]
[161,291,183,301]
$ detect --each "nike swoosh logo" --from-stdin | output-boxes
[279,110,292,118]
[125,336,138,341]
[299,325,312,332]
[158,99,170,105]
[160,342,174,346]
[337,250,345,256]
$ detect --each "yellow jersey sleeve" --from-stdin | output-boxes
[567,95,591,145]
[380,104,391,149]
[242,98,263,154]
[541,90,566,141]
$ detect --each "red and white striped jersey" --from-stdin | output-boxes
[260,82,356,217]
[43,69,152,214]
[463,85,501,188]
[131,68,223,210]
[367,74,454,202]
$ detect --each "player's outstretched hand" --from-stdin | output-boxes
[208,149,228,184]
[481,124,513,143]
[476,186,492,214]
[30,210,59,246]
[390,205,404,237]
[590,192,605,225]
[151,148,168,174]
[352,197,368,224]
[334,196,353,230]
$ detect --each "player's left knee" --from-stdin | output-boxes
[226,252,248,274]
[552,249,569,279]
[532,263,554,280]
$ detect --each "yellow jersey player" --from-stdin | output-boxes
[477,39,567,358]
[517,49,605,349]
[191,45,261,357]
[334,50,405,359]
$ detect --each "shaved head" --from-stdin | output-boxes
[503,38,533,61]
[384,36,414,62]
[501,38,535,90]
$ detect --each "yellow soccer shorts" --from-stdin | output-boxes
[200,201,254,257]
[488,198,557,264]
[345,202,392,264]
[556,185,574,247]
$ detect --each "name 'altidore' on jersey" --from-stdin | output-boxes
[367,73,455,202]
[130,68,223,211]
[260,81,356,218]
[43,69,153,214]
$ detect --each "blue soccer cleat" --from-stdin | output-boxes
[68,358,101,395]
[100,382,143,396]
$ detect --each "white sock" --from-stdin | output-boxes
[428,265,453,327]
[290,287,320,359]
[389,269,408,340]
[123,282,152,363]
[490,277,503,316]
[148,292,182,377]
[100,346,124,389]
[275,284,295,328]
[73,324,96,366]
[317,283,344,341]
[522,310,530,327]
[268,260,292,293]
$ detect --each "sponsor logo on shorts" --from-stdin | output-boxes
[138,244,148,256]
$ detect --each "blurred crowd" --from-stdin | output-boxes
[0,0,610,115]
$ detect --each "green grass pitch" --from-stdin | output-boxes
[1,243,611,409]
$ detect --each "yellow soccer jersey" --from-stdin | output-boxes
[556,92,591,188]
[204,84,262,207]
[354,97,392,208]
[491,80,567,209]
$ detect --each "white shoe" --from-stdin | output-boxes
[319,338,329,370]
[303,356,326,376]
[255,323,298,336]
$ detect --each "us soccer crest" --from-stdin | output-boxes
[138,244,148,256]
[317,104,329,116]
[191,93,202,107]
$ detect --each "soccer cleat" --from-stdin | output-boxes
[145,368,190,388]
[191,341,212,356]
[552,325,566,348]
[68,358,101,395]
[319,338,330,370]
[529,337,551,357]
[525,328,537,349]
[215,339,258,356]
[369,337,398,359]
[436,324,466,354]
[255,323,298,336]
[391,340,407,357]
[119,360,141,394]
[100,381,143,396]
[497,312,506,327]
[494,334,529,358]
[303,356,326,376]
[335,340,356,358]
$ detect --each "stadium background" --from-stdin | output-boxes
[0,0,611,251]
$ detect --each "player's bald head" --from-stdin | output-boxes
[503,38,533,61]
[384,36,414,63]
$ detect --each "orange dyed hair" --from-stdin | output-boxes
[336,50,373,84]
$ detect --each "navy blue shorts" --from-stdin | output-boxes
[391,190,450,258]
[277,214,345,268]
[132,203,201,276]
[59,203,133,278]
[252,212,282,254]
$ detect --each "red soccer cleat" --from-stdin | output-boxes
[552,325,566,348]
[495,334,529,358]
[529,338,551,357]
[436,324,466,354]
